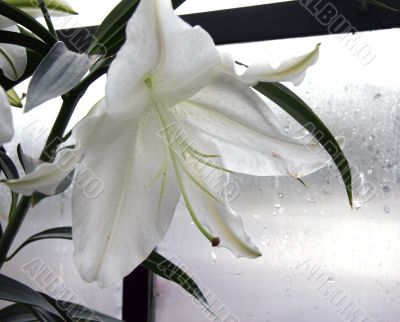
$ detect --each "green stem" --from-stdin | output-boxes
[0,60,108,269]
[38,0,58,39]
[0,197,30,269]
[0,94,78,269]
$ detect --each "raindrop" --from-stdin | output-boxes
[211,252,217,264]
[306,197,316,204]
[384,206,391,214]
[274,203,281,209]
[353,200,362,210]
[382,186,390,193]
[277,192,284,199]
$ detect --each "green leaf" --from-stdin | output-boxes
[7,226,209,311]
[1,49,44,91]
[41,293,124,322]
[25,305,63,322]
[0,274,62,318]
[366,0,399,12]
[254,82,352,206]
[0,150,20,212]
[4,0,78,15]
[6,88,22,107]
[0,0,56,46]
[0,303,38,322]
[143,252,210,308]
[6,227,72,261]
[0,299,123,322]
[87,0,139,56]
[88,0,187,56]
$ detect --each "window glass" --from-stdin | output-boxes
[154,28,400,322]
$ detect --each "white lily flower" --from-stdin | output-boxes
[7,0,332,287]
[0,86,14,145]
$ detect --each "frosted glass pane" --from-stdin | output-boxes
[0,78,122,318]
[154,29,400,322]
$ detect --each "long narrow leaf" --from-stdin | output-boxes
[254,82,352,206]
[0,274,62,318]
[0,150,19,211]
[0,303,39,322]
[41,293,124,322]
[6,227,72,261]
[7,226,209,310]
[143,252,209,308]
[0,0,56,45]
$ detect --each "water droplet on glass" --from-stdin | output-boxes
[384,206,391,214]
[274,203,281,209]
[353,200,362,210]
[306,197,316,204]
[382,186,390,193]
[277,192,284,199]
[211,252,217,264]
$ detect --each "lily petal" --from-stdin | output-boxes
[172,72,331,178]
[106,0,220,117]
[241,44,320,86]
[0,86,14,145]
[25,42,91,112]
[172,145,261,258]
[0,26,27,81]
[72,109,180,287]
[4,113,101,195]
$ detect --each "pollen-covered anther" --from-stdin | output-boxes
[211,237,221,247]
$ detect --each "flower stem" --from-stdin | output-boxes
[38,0,59,40]
[0,93,79,269]
[0,60,108,268]
[0,196,31,269]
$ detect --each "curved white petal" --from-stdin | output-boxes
[0,26,27,81]
[0,86,13,145]
[5,154,76,196]
[241,44,320,86]
[5,114,103,195]
[171,143,261,258]
[72,108,180,287]
[172,72,331,178]
[25,42,91,112]
[106,0,220,117]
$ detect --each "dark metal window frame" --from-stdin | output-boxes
[57,1,400,321]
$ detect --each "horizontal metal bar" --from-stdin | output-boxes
[57,0,400,52]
